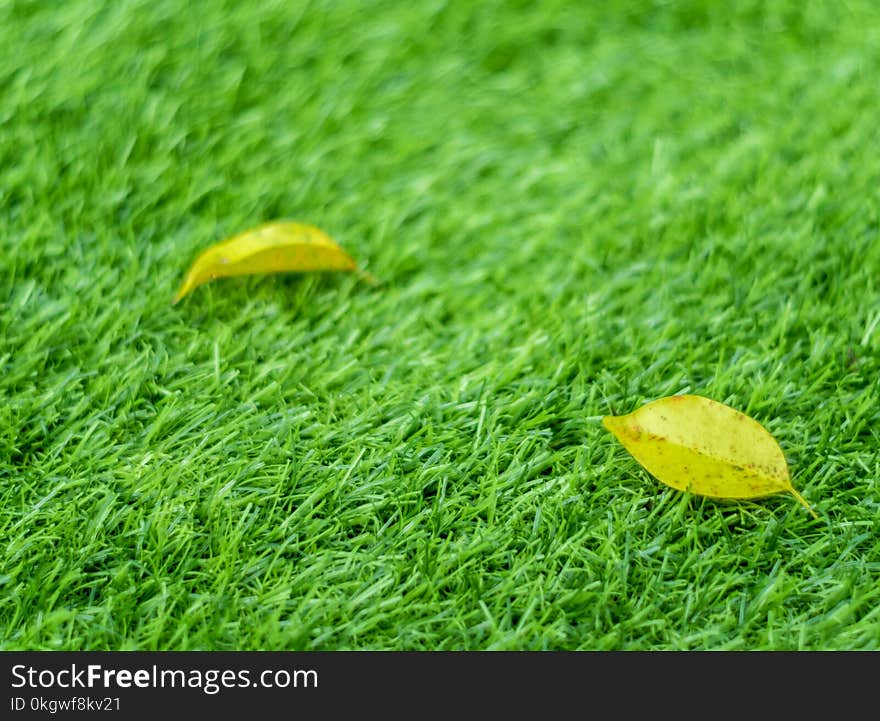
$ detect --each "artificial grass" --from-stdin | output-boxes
[1,0,879,650]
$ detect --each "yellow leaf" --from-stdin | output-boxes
[602,394,817,518]
[173,221,374,304]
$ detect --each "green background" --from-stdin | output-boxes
[2,0,878,649]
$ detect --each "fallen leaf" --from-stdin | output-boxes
[173,221,374,304]
[602,394,817,518]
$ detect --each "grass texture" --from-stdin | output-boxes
[1,0,879,650]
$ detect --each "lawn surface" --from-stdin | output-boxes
[2,0,879,650]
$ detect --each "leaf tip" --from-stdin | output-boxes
[789,487,819,519]
[172,280,192,305]
[601,414,627,436]
[355,268,381,286]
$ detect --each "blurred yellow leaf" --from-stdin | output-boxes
[173,221,373,304]
[602,394,817,518]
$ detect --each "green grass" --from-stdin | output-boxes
[2,0,879,650]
